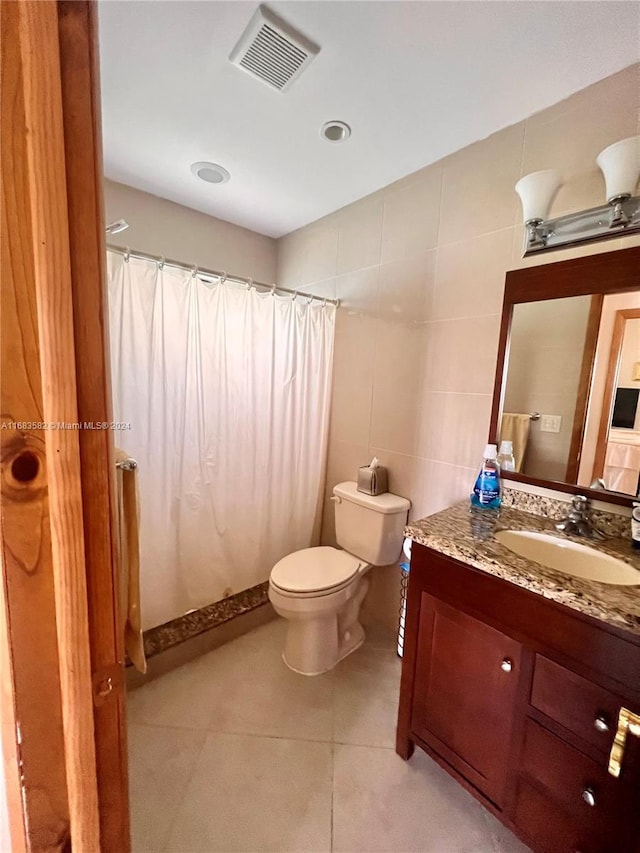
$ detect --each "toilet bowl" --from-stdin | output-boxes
[268,482,410,675]
[269,546,370,675]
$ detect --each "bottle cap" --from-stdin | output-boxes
[499,440,513,453]
[483,444,498,460]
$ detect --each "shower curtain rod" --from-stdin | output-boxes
[106,244,340,307]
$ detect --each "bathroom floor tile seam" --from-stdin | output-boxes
[128,619,530,853]
[135,729,508,853]
[128,718,401,752]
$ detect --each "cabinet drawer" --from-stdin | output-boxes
[520,719,631,833]
[531,656,621,752]
[514,780,624,853]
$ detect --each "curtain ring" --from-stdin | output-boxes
[307,293,314,305]
[292,290,298,301]
[220,272,227,284]
[124,246,130,263]
[247,277,254,291]
[192,265,199,279]
[158,256,165,270]
[270,283,277,296]
[323,298,327,308]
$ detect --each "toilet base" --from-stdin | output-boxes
[282,621,365,676]
[273,575,370,676]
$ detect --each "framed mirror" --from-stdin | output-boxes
[489,246,640,506]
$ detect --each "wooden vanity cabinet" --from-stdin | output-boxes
[411,595,524,805]
[396,543,640,853]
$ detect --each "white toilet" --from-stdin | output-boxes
[268,481,410,675]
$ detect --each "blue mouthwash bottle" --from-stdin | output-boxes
[470,444,501,510]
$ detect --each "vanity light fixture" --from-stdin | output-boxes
[516,135,640,255]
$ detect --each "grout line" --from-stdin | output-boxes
[480,804,503,853]
[131,724,402,752]
[437,222,520,253]
[414,389,493,397]
[334,260,381,280]
[368,445,477,470]
[130,719,338,746]
[331,740,397,749]
[151,727,208,853]
[417,311,500,325]
[330,651,337,853]
[438,223,515,251]
[366,304,380,451]
[421,387,493,396]
[516,120,527,220]
[330,739,336,853]
[128,720,207,734]
[434,162,445,249]
[376,195,384,268]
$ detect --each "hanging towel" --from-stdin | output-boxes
[115,448,147,673]
[604,440,640,494]
[500,413,531,473]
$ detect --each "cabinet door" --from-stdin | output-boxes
[412,593,522,805]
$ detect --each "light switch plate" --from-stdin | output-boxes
[540,414,562,433]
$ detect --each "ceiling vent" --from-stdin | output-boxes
[229,5,320,93]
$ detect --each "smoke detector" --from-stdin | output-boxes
[230,5,320,93]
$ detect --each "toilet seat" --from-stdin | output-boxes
[270,546,364,595]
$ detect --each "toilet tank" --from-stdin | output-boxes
[332,481,410,565]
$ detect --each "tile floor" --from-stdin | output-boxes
[127,618,532,853]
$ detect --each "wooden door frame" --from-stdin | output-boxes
[1,2,129,849]
[564,294,604,484]
[57,4,131,850]
[592,307,640,483]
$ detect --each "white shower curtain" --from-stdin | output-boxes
[107,252,335,630]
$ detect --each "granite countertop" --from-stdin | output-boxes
[405,500,640,637]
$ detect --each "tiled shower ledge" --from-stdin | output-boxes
[139,581,269,660]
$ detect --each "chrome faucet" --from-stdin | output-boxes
[555,495,605,540]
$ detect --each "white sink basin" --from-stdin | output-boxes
[495,530,640,586]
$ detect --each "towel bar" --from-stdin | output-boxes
[116,457,137,471]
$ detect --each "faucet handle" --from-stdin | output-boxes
[571,494,589,513]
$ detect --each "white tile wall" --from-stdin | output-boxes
[104,180,277,281]
[276,63,640,627]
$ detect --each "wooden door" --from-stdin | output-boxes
[1,2,130,848]
[411,593,522,805]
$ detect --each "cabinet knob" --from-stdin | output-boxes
[594,714,610,733]
[581,786,596,807]
[500,658,513,673]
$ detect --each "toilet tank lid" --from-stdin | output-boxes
[333,482,410,515]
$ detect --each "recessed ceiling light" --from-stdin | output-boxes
[321,121,351,143]
[191,161,231,184]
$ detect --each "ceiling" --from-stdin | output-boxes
[98,1,640,239]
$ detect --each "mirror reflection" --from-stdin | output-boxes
[500,290,640,496]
